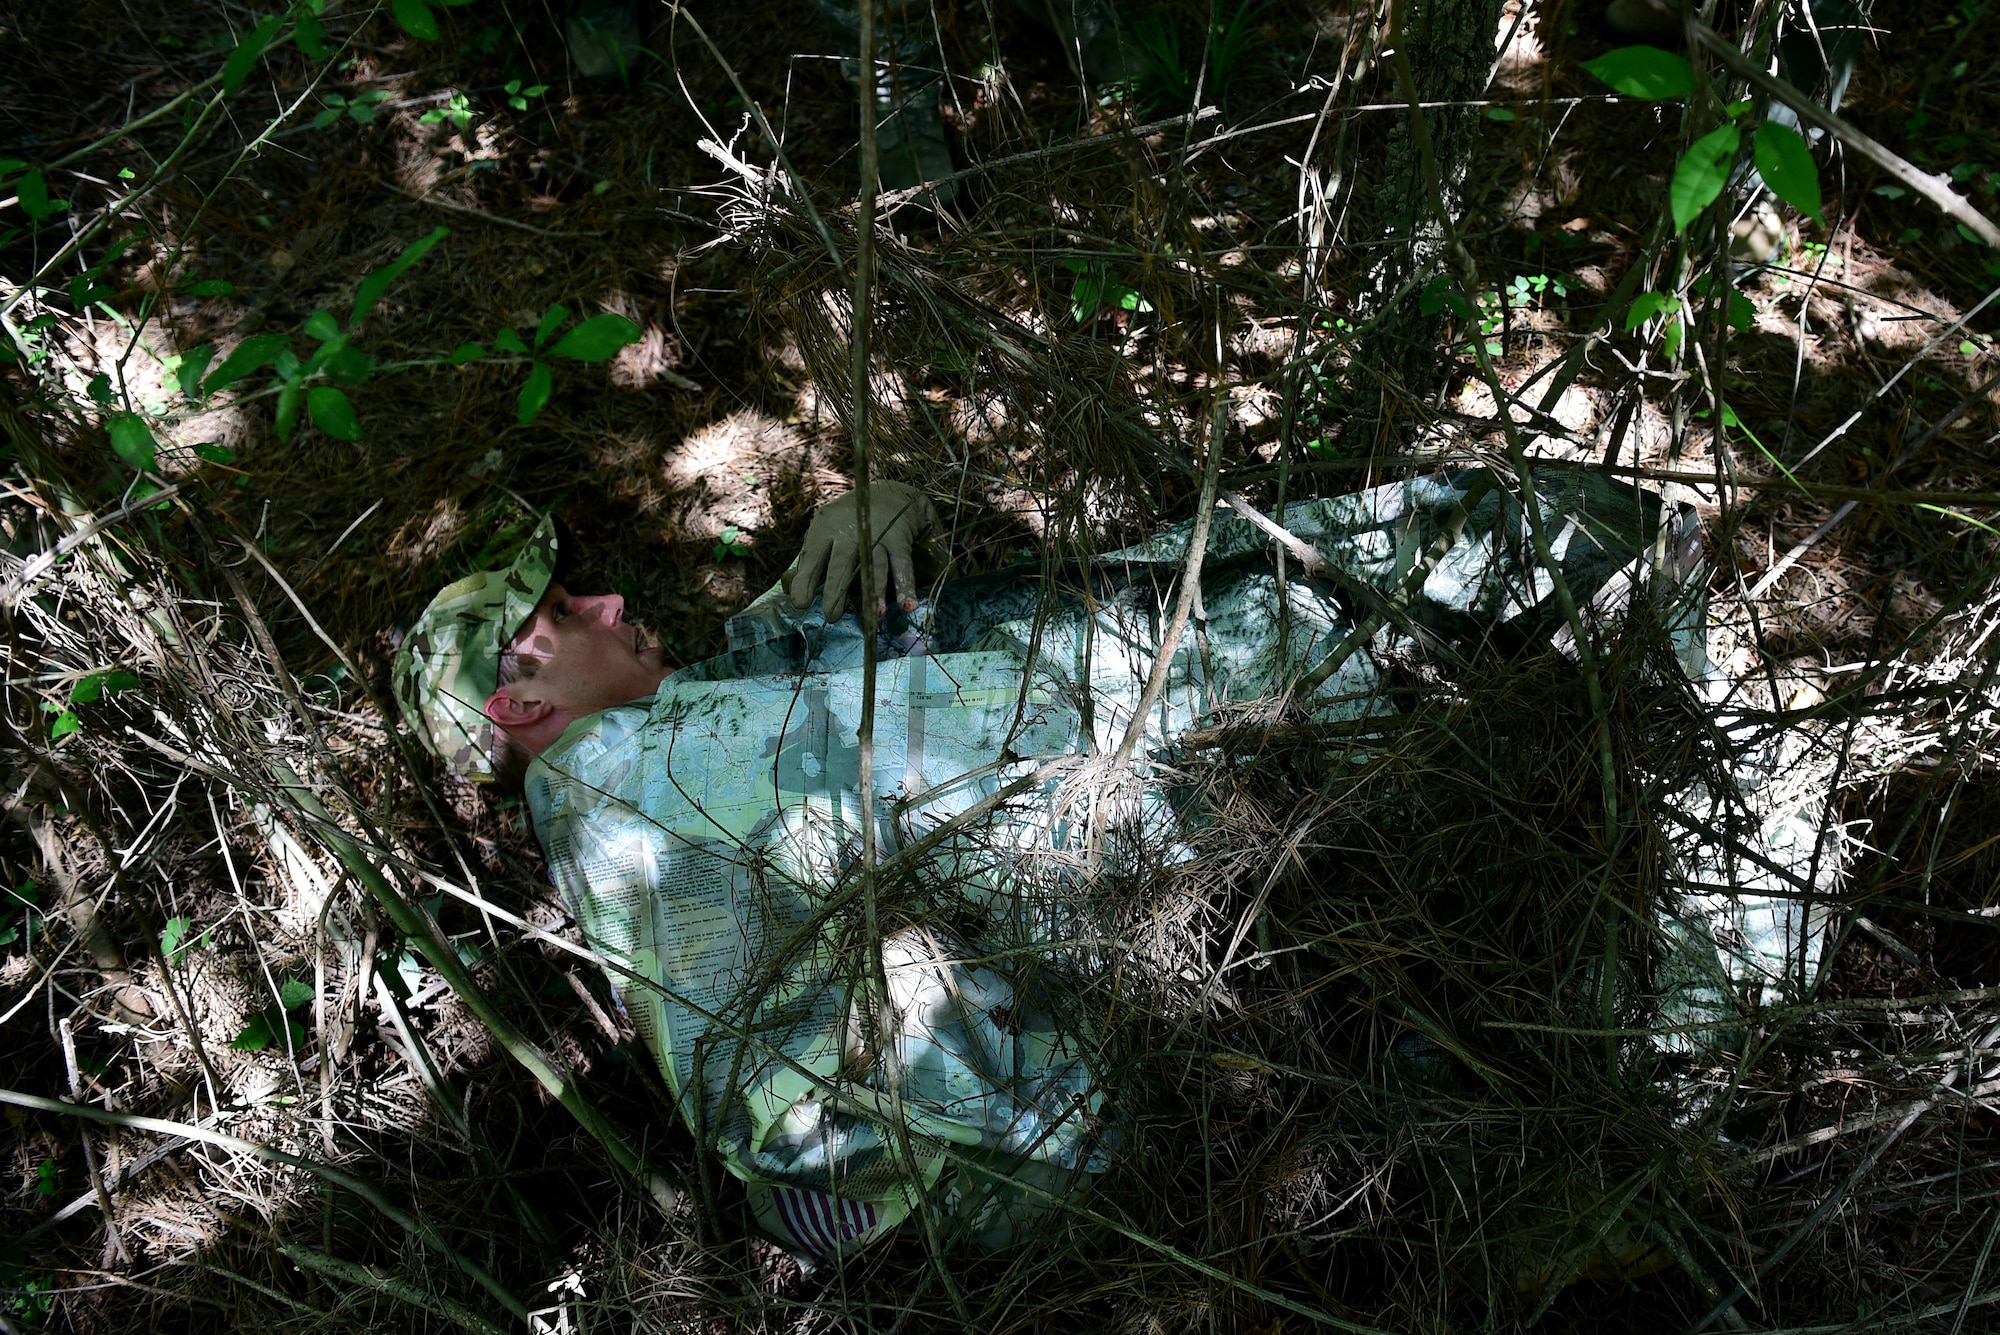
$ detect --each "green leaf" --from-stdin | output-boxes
[294,8,328,58]
[1962,340,1979,356]
[222,14,285,95]
[1419,275,1472,320]
[307,386,363,439]
[278,978,314,1010]
[108,414,158,470]
[312,108,342,130]
[447,341,485,364]
[230,1011,274,1050]
[37,1160,57,1197]
[1661,317,1684,360]
[194,442,238,464]
[49,710,80,739]
[1874,183,1907,199]
[1727,288,1754,332]
[160,916,189,958]
[15,169,59,222]
[1754,120,1823,223]
[534,303,570,350]
[1111,285,1154,313]
[517,360,553,422]
[349,225,449,329]
[491,328,528,354]
[304,308,342,341]
[547,312,641,361]
[1484,106,1516,122]
[130,481,171,511]
[182,278,235,297]
[86,373,114,405]
[322,346,371,382]
[176,345,215,399]
[1069,275,1104,323]
[275,379,304,440]
[69,670,136,705]
[204,332,291,394]
[392,0,439,39]
[1670,124,1741,233]
[1581,45,1695,100]
[1625,291,1678,329]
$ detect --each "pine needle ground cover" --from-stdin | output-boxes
[2,0,1998,1331]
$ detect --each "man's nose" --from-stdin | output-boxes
[576,593,623,624]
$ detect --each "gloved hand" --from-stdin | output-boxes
[785,480,944,622]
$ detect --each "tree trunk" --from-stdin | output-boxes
[1350,0,1506,448]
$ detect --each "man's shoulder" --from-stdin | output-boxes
[523,698,656,817]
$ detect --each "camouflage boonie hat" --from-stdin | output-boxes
[392,515,559,781]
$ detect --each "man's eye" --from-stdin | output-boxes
[552,604,569,623]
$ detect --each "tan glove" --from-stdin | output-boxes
[785,480,944,622]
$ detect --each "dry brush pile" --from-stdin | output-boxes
[3,0,2000,1331]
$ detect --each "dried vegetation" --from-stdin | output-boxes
[3,0,2000,1331]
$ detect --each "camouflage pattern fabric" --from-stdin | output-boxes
[520,468,1826,1264]
[392,515,559,783]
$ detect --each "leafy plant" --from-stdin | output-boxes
[1624,290,1686,358]
[221,14,284,94]
[480,306,644,424]
[419,92,475,128]
[1060,257,1152,323]
[0,1257,54,1323]
[713,525,751,561]
[1582,46,1824,236]
[1581,45,1695,100]
[1126,0,1269,116]
[0,881,39,949]
[72,669,141,705]
[1695,272,1756,332]
[181,226,451,444]
[393,0,478,43]
[501,79,550,112]
[313,90,393,128]
[1671,124,1741,233]
[231,977,315,1052]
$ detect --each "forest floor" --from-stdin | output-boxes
[4,0,2000,1331]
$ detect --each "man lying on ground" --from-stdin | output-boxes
[392,470,1827,1267]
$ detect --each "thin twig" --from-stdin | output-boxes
[0,1087,530,1322]
[1692,21,2000,247]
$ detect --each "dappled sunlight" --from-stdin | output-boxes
[661,408,813,540]
[387,493,469,570]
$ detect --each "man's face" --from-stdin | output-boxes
[505,583,670,715]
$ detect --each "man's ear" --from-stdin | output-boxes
[485,688,554,732]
